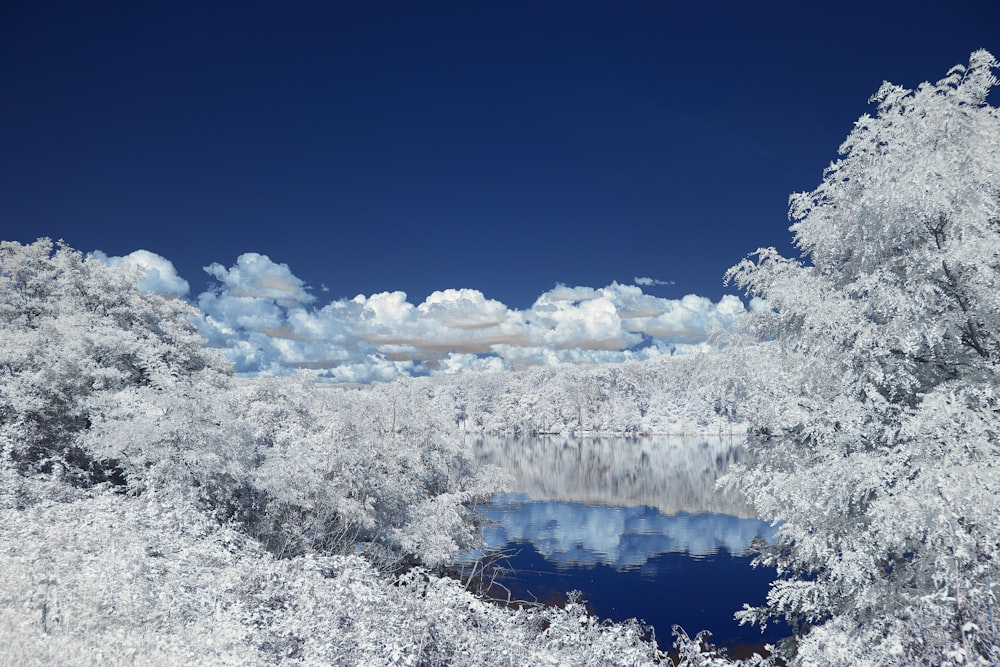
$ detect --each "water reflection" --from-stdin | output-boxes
[466,435,782,651]
[471,435,756,517]
[481,496,774,569]
[470,435,775,566]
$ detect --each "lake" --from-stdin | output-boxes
[464,435,784,654]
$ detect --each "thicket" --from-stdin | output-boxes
[389,353,742,436]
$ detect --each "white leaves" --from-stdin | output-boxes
[0,238,232,487]
[789,50,1000,296]
[721,51,1000,664]
[0,409,667,666]
[870,81,910,110]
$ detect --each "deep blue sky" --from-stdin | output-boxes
[3,1,999,308]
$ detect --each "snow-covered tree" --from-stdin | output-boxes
[723,50,1000,664]
[232,376,505,568]
[0,239,232,489]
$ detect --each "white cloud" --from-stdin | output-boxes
[529,290,640,350]
[194,253,321,374]
[633,276,674,287]
[418,289,510,330]
[185,254,752,380]
[430,353,511,375]
[204,253,313,305]
[92,249,190,296]
[628,294,744,342]
[318,355,420,384]
[199,291,286,334]
[536,284,600,305]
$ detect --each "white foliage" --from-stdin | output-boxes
[229,375,506,566]
[0,464,666,666]
[363,352,744,438]
[721,50,1000,665]
[0,468,257,665]
[0,238,232,489]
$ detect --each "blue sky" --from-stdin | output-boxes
[3,1,999,379]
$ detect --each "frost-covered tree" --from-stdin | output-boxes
[723,50,1000,664]
[0,239,231,488]
[231,376,505,568]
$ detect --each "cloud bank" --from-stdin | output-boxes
[98,250,753,382]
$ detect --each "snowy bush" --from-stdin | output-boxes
[0,462,667,666]
[231,376,506,567]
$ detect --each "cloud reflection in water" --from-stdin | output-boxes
[481,496,775,569]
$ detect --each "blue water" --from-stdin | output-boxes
[474,496,783,651]
[465,436,786,652]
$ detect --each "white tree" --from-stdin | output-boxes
[723,50,1000,664]
[230,375,505,567]
[0,239,232,489]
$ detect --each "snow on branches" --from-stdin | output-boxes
[723,50,1000,665]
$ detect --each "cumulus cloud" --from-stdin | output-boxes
[628,294,745,342]
[342,289,531,354]
[183,253,753,381]
[92,249,190,296]
[418,289,510,330]
[204,253,313,305]
[530,289,640,351]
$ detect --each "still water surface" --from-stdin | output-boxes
[467,435,784,651]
